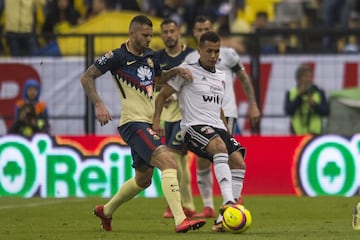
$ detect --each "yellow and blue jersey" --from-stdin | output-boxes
[154,45,194,122]
[94,43,162,126]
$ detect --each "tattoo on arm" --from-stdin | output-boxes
[238,70,257,104]
[80,65,104,105]
[157,68,178,84]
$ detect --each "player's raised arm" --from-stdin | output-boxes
[153,84,177,135]
[80,64,112,126]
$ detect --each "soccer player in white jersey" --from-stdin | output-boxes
[153,31,248,232]
[184,15,260,229]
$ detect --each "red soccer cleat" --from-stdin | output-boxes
[163,206,196,218]
[175,218,206,233]
[93,205,112,231]
[163,206,173,218]
[193,207,216,218]
[183,207,196,218]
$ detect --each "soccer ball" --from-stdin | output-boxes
[222,204,252,233]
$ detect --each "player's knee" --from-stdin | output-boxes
[136,178,152,188]
[208,137,228,153]
[151,145,177,170]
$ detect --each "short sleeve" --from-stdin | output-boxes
[167,75,185,92]
[94,50,122,74]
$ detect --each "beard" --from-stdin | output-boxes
[165,39,178,49]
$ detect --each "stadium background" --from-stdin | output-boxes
[1,3,360,198]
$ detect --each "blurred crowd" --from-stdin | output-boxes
[1,0,360,56]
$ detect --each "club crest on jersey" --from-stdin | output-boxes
[201,126,215,134]
[147,58,154,68]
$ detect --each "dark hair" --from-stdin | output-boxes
[199,31,220,47]
[129,15,153,30]
[160,18,178,28]
[256,11,268,19]
[295,64,312,80]
[194,15,212,25]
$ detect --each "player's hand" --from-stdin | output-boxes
[249,104,261,127]
[95,102,112,126]
[152,120,164,137]
[177,67,193,82]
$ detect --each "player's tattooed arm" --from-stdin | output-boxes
[236,69,261,125]
[157,67,192,84]
[80,65,104,106]
[237,70,257,105]
[81,65,112,126]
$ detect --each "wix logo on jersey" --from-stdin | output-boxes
[202,94,221,104]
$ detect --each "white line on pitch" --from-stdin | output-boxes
[0,198,88,209]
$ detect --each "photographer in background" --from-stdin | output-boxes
[8,103,41,137]
[284,64,329,135]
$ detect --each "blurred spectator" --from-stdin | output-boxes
[106,0,141,11]
[322,0,346,51]
[85,0,107,20]
[161,0,185,27]
[215,2,246,54]
[340,11,360,53]
[250,11,279,54]
[140,0,164,16]
[40,0,82,56]
[8,103,42,137]
[4,0,46,56]
[284,64,329,135]
[14,79,50,134]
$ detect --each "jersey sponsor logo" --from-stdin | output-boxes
[160,63,167,68]
[126,60,137,65]
[202,95,221,104]
[137,66,153,85]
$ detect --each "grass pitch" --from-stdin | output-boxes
[0,196,359,240]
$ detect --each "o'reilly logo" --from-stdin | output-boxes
[0,134,163,198]
[295,134,360,196]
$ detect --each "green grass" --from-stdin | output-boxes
[0,196,359,240]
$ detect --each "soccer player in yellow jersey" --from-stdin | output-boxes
[155,18,196,219]
[80,15,205,233]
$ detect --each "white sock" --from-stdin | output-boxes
[213,153,234,204]
[197,167,214,208]
[231,169,245,202]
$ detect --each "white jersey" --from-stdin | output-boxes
[185,46,242,118]
[167,61,227,136]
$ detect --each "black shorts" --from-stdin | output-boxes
[183,125,246,162]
